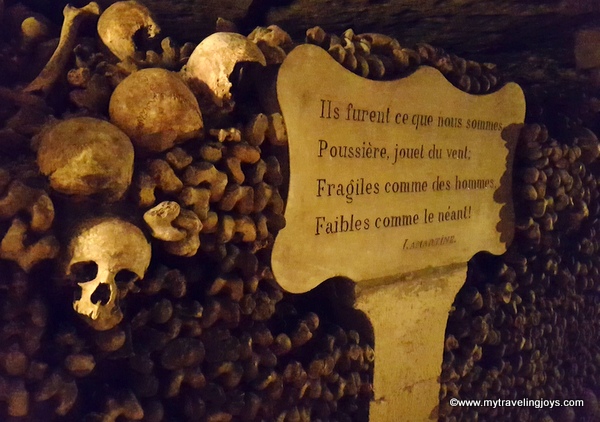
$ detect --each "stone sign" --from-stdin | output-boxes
[272,44,526,293]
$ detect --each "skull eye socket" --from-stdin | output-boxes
[115,269,138,288]
[70,261,98,282]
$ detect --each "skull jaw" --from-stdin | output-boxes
[75,304,123,331]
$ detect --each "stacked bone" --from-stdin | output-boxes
[439,79,600,421]
[0,1,374,420]
[305,27,501,94]
[109,268,375,421]
[134,115,287,259]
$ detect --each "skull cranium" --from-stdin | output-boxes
[65,217,151,330]
[181,32,266,111]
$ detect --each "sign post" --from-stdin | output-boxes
[273,44,525,421]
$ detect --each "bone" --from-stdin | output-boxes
[248,25,293,51]
[0,218,59,272]
[36,117,134,202]
[255,42,287,65]
[246,159,267,185]
[253,182,273,213]
[201,211,218,233]
[162,209,202,257]
[132,171,157,208]
[230,143,261,163]
[94,327,127,352]
[225,157,245,184]
[68,73,111,113]
[306,26,328,47]
[34,371,78,416]
[267,113,288,146]
[165,147,193,170]
[4,379,29,417]
[21,16,50,48]
[109,68,203,152]
[102,390,144,421]
[160,37,179,69]
[254,213,269,240]
[207,276,244,301]
[64,354,96,377]
[181,32,266,109]
[24,2,101,95]
[67,67,90,88]
[209,127,241,143]
[160,338,204,370]
[219,244,258,277]
[178,186,210,220]
[144,201,187,241]
[183,163,228,201]
[67,217,151,330]
[218,184,253,213]
[0,86,49,109]
[234,216,257,242]
[199,142,223,162]
[148,159,183,194]
[264,156,283,186]
[97,0,160,62]
[0,180,55,232]
[244,113,269,146]
[142,267,187,298]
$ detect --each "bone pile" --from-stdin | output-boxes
[0,2,374,421]
[439,54,600,422]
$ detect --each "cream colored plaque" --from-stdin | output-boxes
[273,44,525,293]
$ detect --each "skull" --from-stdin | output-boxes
[65,217,151,330]
[181,32,266,111]
[109,68,203,152]
[37,117,135,202]
[97,0,160,62]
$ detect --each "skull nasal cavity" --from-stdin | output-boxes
[91,283,111,305]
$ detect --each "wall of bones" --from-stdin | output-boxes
[0,0,599,421]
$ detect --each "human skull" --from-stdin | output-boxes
[65,217,151,331]
[97,0,160,62]
[37,117,135,202]
[181,32,266,110]
[109,68,203,152]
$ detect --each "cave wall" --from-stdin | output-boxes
[110,0,600,68]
